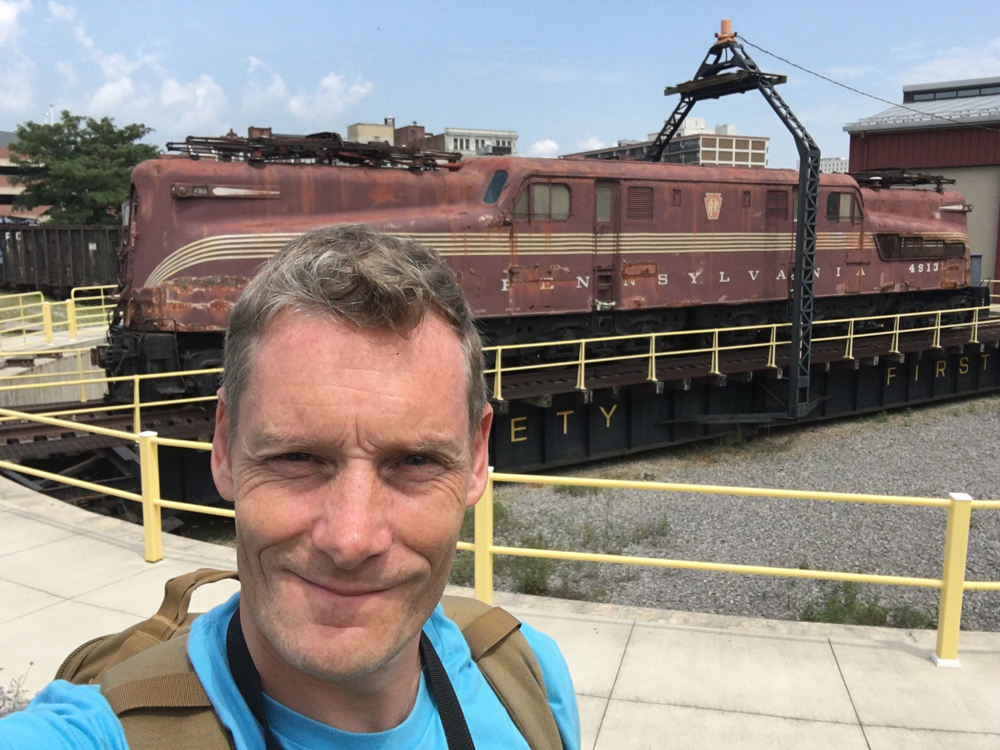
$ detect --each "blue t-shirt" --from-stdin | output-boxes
[0,593,580,750]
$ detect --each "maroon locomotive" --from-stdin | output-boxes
[102,131,976,399]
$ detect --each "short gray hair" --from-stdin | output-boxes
[222,224,487,436]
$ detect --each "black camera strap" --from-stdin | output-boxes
[226,607,475,750]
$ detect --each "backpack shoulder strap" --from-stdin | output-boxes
[442,595,563,750]
[100,634,233,750]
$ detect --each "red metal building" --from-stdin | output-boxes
[845,76,1000,279]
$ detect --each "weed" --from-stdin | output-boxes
[800,582,935,629]
[632,514,671,545]
[449,551,474,587]
[967,403,980,415]
[903,408,913,417]
[874,411,889,424]
[801,582,887,626]
[889,605,936,630]
[511,534,552,595]
[0,666,32,717]
[553,483,604,497]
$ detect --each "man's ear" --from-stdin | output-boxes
[465,403,494,509]
[211,388,235,503]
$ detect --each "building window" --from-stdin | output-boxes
[626,186,654,220]
[514,183,571,221]
[766,190,788,222]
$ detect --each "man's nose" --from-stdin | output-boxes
[311,461,393,570]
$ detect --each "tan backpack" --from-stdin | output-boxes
[57,568,562,750]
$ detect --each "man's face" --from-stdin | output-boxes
[211,309,491,683]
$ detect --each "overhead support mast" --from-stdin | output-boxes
[647,19,820,419]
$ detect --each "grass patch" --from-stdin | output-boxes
[874,411,889,424]
[800,582,935,629]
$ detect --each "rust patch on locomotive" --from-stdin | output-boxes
[127,276,249,332]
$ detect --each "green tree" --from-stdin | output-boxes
[9,111,160,224]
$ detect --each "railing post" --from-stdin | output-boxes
[647,335,657,382]
[890,315,901,355]
[932,311,943,350]
[493,349,503,403]
[138,431,163,563]
[767,325,778,369]
[474,469,495,604]
[67,300,77,340]
[42,302,53,344]
[576,341,587,391]
[844,319,855,360]
[76,352,86,402]
[133,374,141,434]
[933,492,973,667]
[710,330,720,375]
[970,307,980,345]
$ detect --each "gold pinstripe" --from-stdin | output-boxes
[142,230,970,287]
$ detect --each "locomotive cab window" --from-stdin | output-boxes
[826,192,861,223]
[482,170,508,204]
[513,183,571,221]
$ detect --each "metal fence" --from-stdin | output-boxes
[0,285,116,351]
[0,395,995,665]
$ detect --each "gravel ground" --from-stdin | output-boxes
[473,396,1000,631]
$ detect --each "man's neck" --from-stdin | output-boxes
[242,621,424,734]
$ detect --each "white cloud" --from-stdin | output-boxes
[576,135,604,151]
[528,139,560,157]
[286,72,373,123]
[54,59,76,85]
[0,56,33,113]
[46,0,73,22]
[159,75,227,133]
[243,57,373,127]
[898,37,1000,85]
[0,1,32,115]
[0,0,30,48]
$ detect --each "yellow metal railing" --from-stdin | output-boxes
[0,285,116,350]
[485,305,996,401]
[469,473,1000,666]
[0,367,221,432]
[0,397,996,665]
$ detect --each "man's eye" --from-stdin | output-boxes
[279,452,312,463]
[402,455,430,467]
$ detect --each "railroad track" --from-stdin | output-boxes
[0,402,216,460]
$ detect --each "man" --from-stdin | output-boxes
[0,225,580,748]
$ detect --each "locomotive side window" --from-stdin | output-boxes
[513,183,571,221]
[766,190,788,222]
[595,186,613,222]
[626,187,654,220]
[482,170,508,203]
[875,233,966,260]
[826,192,861,223]
[672,189,682,206]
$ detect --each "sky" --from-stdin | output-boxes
[1,0,999,169]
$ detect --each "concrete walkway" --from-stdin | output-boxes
[1,481,998,749]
